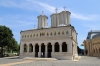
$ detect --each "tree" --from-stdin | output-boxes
[81,44,84,46]
[0,25,13,57]
[8,38,19,53]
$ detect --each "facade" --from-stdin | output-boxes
[84,30,100,56]
[20,9,78,60]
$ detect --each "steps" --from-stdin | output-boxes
[23,57,58,61]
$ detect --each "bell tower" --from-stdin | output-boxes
[59,7,71,26]
[38,11,48,29]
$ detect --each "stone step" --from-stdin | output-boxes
[23,57,58,61]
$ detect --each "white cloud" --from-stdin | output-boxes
[71,13,100,21]
[0,0,99,21]
[32,1,100,21]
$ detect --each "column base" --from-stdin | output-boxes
[45,52,47,58]
[38,52,41,58]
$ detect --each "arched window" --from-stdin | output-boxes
[58,31,60,35]
[25,35,26,38]
[37,34,38,37]
[62,42,67,52]
[66,31,68,34]
[62,31,64,35]
[47,33,49,36]
[27,35,29,37]
[29,44,33,52]
[50,32,52,36]
[40,33,42,36]
[54,42,59,52]
[30,34,32,37]
[24,44,27,52]
[33,34,35,37]
[54,32,56,35]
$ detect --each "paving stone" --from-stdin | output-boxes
[0,56,100,66]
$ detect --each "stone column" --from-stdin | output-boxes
[33,44,35,56]
[45,44,47,58]
[38,44,41,57]
[60,44,62,52]
[20,44,23,56]
[27,44,29,53]
[52,44,54,52]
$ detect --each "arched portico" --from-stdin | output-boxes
[41,43,45,57]
[54,42,59,52]
[29,44,33,52]
[24,44,27,52]
[62,42,67,52]
[47,43,52,57]
[35,44,39,57]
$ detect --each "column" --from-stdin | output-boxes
[39,45,41,57]
[20,44,23,56]
[33,44,35,56]
[52,44,54,52]
[45,44,47,57]
[27,44,29,53]
[60,44,62,52]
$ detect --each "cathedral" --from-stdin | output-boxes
[19,8,78,60]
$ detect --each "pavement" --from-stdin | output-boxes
[0,56,100,66]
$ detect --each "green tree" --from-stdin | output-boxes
[8,38,19,53]
[0,25,13,57]
[81,44,84,46]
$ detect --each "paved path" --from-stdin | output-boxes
[0,56,100,66]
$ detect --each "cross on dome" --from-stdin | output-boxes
[55,8,58,13]
[63,6,66,11]
[42,11,44,15]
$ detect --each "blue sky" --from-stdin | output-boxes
[0,0,100,49]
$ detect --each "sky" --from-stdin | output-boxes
[0,0,100,49]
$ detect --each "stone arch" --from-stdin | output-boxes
[35,43,39,52]
[24,44,27,52]
[41,43,45,57]
[54,42,59,52]
[47,43,52,57]
[62,42,67,52]
[35,43,39,57]
[41,43,45,52]
[29,44,33,52]
[47,43,52,52]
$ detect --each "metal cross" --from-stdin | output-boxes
[42,11,44,15]
[63,6,66,11]
[55,8,58,13]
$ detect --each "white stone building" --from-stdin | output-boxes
[19,9,78,60]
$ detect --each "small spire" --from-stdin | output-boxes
[42,11,44,15]
[63,6,66,11]
[55,8,58,13]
